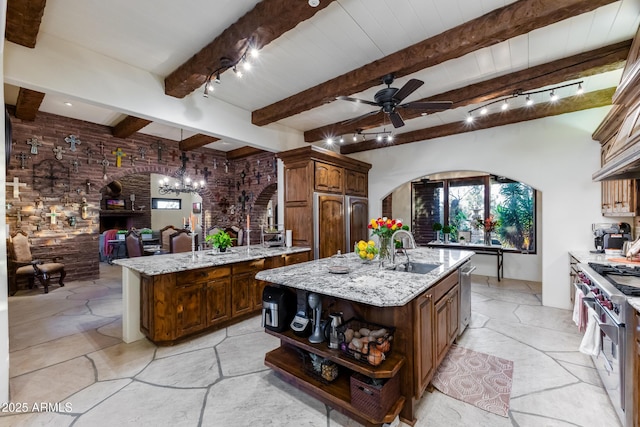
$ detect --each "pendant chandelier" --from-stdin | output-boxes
[158,129,205,195]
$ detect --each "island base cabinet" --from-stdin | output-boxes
[176,284,206,336]
[413,291,434,397]
[435,285,459,366]
[206,278,231,326]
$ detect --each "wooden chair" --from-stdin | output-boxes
[8,230,66,294]
[159,225,178,252]
[170,229,197,253]
[125,230,144,258]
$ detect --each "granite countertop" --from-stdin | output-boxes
[570,250,640,313]
[255,247,474,307]
[113,245,311,276]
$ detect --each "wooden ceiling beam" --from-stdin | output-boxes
[179,134,220,151]
[226,146,266,160]
[164,0,337,98]
[305,40,630,142]
[112,116,152,138]
[340,88,616,155]
[5,0,47,48]
[14,87,45,121]
[253,0,617,127]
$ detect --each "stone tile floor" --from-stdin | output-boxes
[0,264,621,426]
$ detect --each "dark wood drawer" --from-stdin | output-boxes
[176,266,231,284]
[233,259,265,274]
[432,270,458,302]
[285,251,310,265]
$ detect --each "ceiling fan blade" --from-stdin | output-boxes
[392,79,424,103]
[341,109,381,126]
[400,100,453,111]
[389,111,405,128]
[336,96,379,107]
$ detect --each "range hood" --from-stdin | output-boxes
[593,139,640,181]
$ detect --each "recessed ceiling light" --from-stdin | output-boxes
[308,0,320,6]
[64,102,73,107]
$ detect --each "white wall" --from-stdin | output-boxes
[0,2,9,404]
[351,107,612,309]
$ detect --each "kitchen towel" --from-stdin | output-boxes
[579,306,601,356]
[285,230,292,247]
[572,288,587,332]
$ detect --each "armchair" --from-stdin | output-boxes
[125,230,144,258]
[159,225,178,253]
[8,230,66,294]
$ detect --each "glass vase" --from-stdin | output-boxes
[378,235,393,268]
[484,231,492,246]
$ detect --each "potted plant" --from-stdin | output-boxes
[442,225,452,243]
[140,228,153,240]
[432,222,442,242]
[205,230,235,252]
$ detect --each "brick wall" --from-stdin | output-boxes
[5,107,278,286]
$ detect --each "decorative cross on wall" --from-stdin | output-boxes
[71,157,79,173]
[150,141,165,162]
[15,152,30,169]
[61,194,72,207]
[45,206,58,225]
[213,158,217,170]
[65,135,82,151]
[53,146,66,160]
[199,153,206,164]
[86,180,92,193]
[100,157,110,180]
[6,177,27,199]
[138,147,147,160]
[203,167,211,182]
[239,190,249,212]
[85,147,94,164]
[129,155,137,167]
[224,161,229,174]
[179,151,189,169]
[97,141,106,156]
[240,170,246,185]
[27,137,42,155]
[255,171,262,184]
[267,174,272,183]
[111,148,127,167]
[194,164,200,175]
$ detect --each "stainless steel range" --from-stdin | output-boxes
[576,262,638,427]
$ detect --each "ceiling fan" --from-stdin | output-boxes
[337,74,453,128]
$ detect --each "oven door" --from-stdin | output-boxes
[583,298,625,420]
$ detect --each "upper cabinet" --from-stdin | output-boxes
[345,169,368,197]
[315,162,343,193]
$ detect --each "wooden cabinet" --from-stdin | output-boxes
[413,290,434,397]
[315,162,343,193]
[278,146,371,260]
[139,252,309,344]
[345,169,367,197]
[601,179,638,216]
[317,194,346,259]
[231,260,264,317]
[347,197,368,249]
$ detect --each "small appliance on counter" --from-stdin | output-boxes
[592,222,631,253]
[262,286,294,332]
[290,289,312,337]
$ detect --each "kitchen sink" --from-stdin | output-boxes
[393,262,441,274]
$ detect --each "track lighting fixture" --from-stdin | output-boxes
[202,41,259,97]
[328,128,393,145]
[465,80,583,123]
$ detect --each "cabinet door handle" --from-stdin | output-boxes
[423,293,432,300]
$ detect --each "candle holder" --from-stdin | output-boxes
[191,231,196,262]
[246,230,251,253]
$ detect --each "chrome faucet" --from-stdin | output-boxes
[391,229,416,267]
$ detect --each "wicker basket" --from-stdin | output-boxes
[350,373,400,420]
[339,318,394,366]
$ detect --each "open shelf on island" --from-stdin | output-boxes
[265,328,405,379]
[265,345,405,427]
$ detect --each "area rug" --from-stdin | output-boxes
[431,345,514,417]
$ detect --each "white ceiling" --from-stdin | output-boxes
[4,0,640,151]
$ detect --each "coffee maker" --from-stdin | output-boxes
[262,286,293,332]
[592,222,632,253]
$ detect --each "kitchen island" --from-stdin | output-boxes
[113,245,310,344]
[256,247,474,426]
